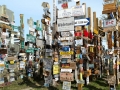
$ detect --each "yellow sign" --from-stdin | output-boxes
[10,60,14,64]
[94,29,98,35]
[54,58,58,62]
[53,65,60,74]
[60,51,74,55]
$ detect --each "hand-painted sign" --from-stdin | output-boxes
[53,64,60,75]
[75,18,90,26]
[57,17,74,32]
[62,46,69,51]
[60,51,74,55]
[60,73,74,81]
[103,19,116,27]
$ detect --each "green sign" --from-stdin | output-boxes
[9,24,20,30]
[34,48,38,50]
[21,41,24,49]
[26,34,36,43]
[26,49,34,53]
[34,22,37,25]
[36,27,42,31]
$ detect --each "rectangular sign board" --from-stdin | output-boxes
[58,36,74,41]
[60,51,74,55]
[103,19,116,27]
[61,31,70,37]
[61,42,73,45]
[58,5,85,18]
[57,17,74,32]
[62,81,71,90]
[103,26,116,32]
[60,55,71,58]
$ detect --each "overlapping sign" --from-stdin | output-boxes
[58,5,85,18]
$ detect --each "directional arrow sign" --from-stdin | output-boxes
[75,18,90,26]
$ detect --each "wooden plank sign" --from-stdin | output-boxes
[0,49,7,54]
[103,26,116,32]
[60,72,74,81]
[103,3,116,11]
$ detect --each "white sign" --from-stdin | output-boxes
[57,17,74,32]
[61,42,73,45]
[53,0,56,23]
[61,31,70,37]
[77,80,85,84]
[75,39,83,46]
[62,81,71,90]
[104,0,114,5]
[0,20,9,25]
[58,5,85,18]
[74,0,79,2]
[29,27,35,32]
[75,18,90,26]
[103,19,116,27]
[58,36,74,40]
[61,69,72,72]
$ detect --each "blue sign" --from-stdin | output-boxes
[62,46,69,51]
[75,18,90,26]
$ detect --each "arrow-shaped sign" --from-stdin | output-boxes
[75,18,90,26]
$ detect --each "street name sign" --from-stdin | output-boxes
[75,18,90,26]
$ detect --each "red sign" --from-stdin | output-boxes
[61,3,68,9]
[74,32,82,37]
[83,29,88,37]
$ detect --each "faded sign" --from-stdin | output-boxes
[104,0,114,4]
[57,17,74,32]
[60,72,74,81]
[103,26,116,32]
[62,81,71,90]
[58,5,85,18]
[103,19,116,27]
[75,39,83,46]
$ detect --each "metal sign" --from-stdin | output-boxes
[77,80,85,84]
[103,19,116,27]
[53,0,56,23]
[58,5,85,18]
[58,0,72,4]
[60,51,74,55]
[61,31,70,37]
[61,55,71,58]
[58,36,74,41]
[62,46,69,51]
[75,18,90,26]
[57,17,74,32]
[61,42,73,45]
[61,69,72,73]
[104,0,114,5]
[62,81,71,90]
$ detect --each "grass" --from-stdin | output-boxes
[1,77,120,90]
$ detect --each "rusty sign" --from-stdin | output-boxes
[60,72,74,81]
[103,26,116,32]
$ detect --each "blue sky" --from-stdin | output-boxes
[1,0,106,47]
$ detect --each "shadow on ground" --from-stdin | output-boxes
[18,76,59,90]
